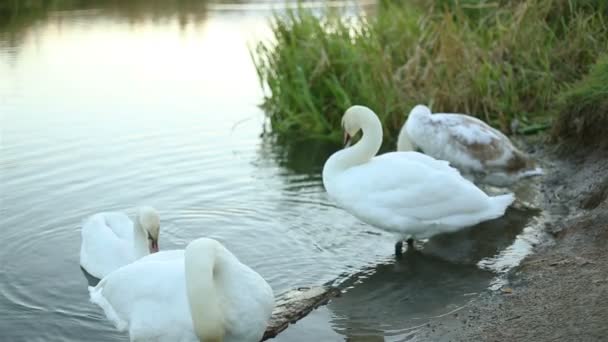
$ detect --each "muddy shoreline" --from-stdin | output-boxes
[419,142,608,341]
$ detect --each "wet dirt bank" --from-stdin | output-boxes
[419,144,608,341]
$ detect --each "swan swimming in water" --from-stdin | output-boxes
[323,105,515,255]
[89,237,275,342]
[397,104,543,187]
[80,206,160,278]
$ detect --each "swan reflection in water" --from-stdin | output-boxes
[329,251,491,340]
[328,206,536,340]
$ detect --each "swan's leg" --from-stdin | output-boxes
[395,241,403,257]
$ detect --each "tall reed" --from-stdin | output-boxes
[252,0,608,142]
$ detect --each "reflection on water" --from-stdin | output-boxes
[422,207,537,264]
[0,1,539,341]
[258,135,340,176]
[0,0,209,54]
[327,207,534,340]
[331,252,490,340]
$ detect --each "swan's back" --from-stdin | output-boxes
[80,212,135,278]
[406,112,539,183]
[90,252,196,341]
[99,212,134,238]
[219,256,274,342]
[328,151,513,238]
[90,248,274,342]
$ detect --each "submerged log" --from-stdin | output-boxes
[262,286,342,341]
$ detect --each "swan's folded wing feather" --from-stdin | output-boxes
[90,256,192,340]
[378,151,460,176]
[435,114,516,165]
[99,212,134,239]
[334,152,493,225]
[222,263,276,341]
[80,213,134,278]
[434,113,505,144]
[89,284,128,332]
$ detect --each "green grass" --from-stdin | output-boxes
[552,53,608,146]
[252,0,608,143]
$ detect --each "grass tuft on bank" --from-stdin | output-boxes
[252,0,608,142]
[552,54,608,146]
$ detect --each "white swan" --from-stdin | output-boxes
[323,105,515,255]
[80,207,160,279]
[89,237,275,342]
[397,105,543,186]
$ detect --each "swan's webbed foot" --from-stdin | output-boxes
[395,241,403,257]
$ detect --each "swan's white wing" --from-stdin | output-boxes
[99,212,134,239]
[222,262,275,342]
[90,249,275,342]
[80,213,134,279]
[90,253,197,342]
[331,152,500,233]
[387,150,461,176]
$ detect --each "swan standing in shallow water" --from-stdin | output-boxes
[80,207,160,278]
[323,105,515,255]
[89,237,275,342]
[397,105,543,187]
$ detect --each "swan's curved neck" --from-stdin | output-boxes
[185,243,225,342]
[397,124,414,151]
[132,219,149,259]
[323,114,383,182]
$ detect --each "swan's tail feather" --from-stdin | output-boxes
[89,284,128,332]
[487,193,515,219]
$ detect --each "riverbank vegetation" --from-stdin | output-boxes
[552,53,608,146]
[252,0,608,142]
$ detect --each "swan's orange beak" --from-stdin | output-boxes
[150,239,159,253]
[343,132,352,147]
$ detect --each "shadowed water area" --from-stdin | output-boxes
[0,1,539,340]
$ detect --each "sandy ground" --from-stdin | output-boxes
[418,145,608,342]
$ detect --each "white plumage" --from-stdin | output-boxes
[89,237,275,342]
[398,104,542,186]
[80,207,160,279]
[323,105,514,253]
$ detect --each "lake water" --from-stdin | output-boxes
[0,1,539,341]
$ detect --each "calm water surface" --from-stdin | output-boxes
[0,1,538,341]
